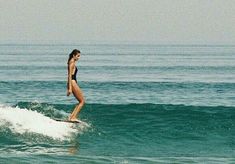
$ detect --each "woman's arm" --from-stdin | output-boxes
[67,62,74,94]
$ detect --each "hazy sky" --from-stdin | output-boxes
[0,0,234,44]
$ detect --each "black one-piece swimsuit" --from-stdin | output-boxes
[71,66,78,83]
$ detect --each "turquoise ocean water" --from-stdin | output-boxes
[0,44,234,163]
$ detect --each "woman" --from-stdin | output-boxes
[67,49,85,122]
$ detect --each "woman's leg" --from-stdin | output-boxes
[69,81,85,120]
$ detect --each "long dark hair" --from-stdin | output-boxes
[67,49,81,64]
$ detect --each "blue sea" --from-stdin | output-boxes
[0,44,234,163]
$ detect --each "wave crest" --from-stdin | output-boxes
[0,104,89,140]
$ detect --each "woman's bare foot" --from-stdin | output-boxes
[68,114,72,120]
[69,118,80,123]
[68,115,80,122]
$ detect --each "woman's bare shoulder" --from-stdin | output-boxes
[68,61,75,67]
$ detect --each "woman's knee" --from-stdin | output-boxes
[81,99,85,105]
[78,99,85,106]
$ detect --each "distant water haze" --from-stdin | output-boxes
[0,44,234,106]
[0,0,235,44]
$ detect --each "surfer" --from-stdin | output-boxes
[67,49,85,122]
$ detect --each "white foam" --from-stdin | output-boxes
[0,104,81,140]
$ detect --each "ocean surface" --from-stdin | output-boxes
[0,44,234,163]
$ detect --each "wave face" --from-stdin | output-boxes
[0,102,234,163]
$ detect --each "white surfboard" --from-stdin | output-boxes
[54,119,81,124]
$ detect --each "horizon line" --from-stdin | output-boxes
[0,42,234,47]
